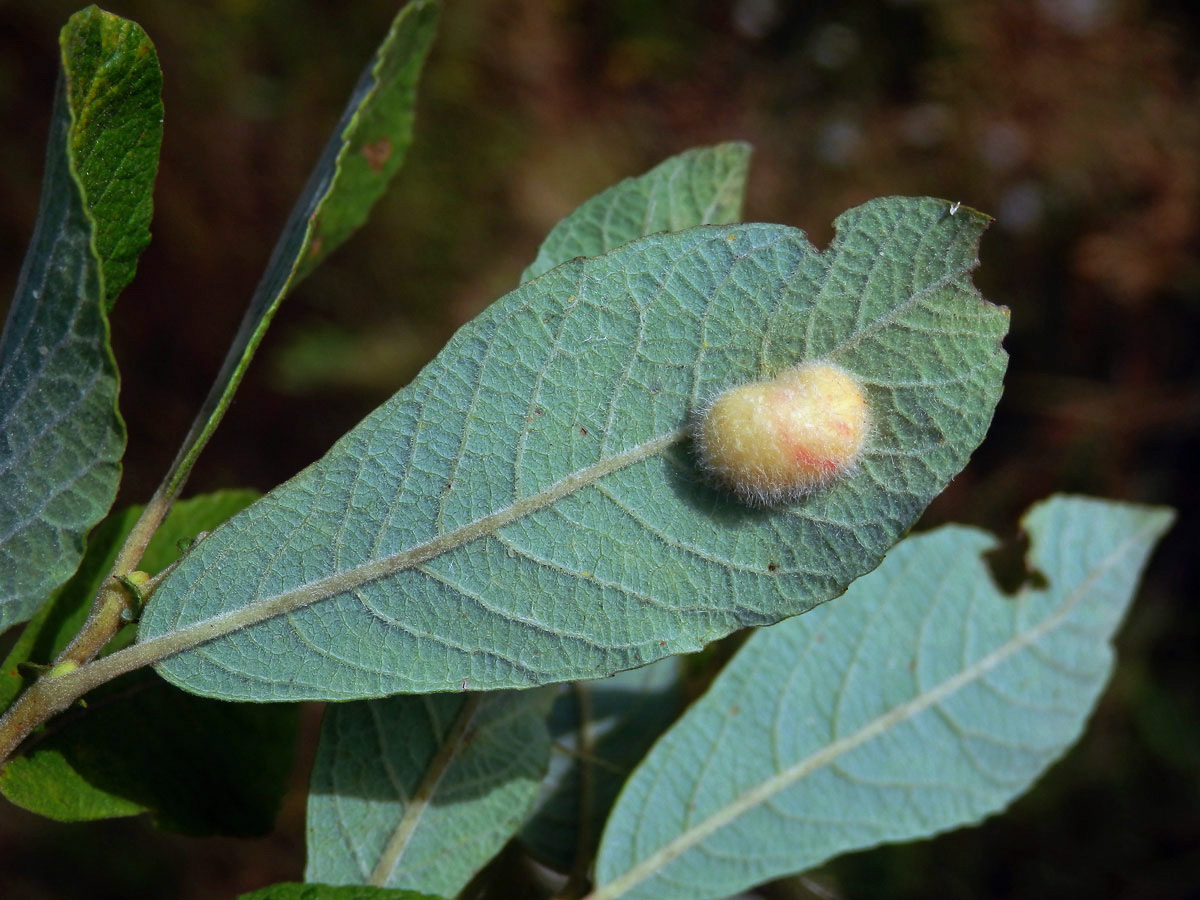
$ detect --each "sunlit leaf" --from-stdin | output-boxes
[522,142,751,283]
[515,141,742,873]
[305,142,752,886]
[590,496,1174,900]
[140,197,1008,700]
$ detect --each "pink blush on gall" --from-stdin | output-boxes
[695,361,870,505]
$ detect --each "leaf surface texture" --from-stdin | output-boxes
[140,197,1009,700]
[591,496,1174,900]
[0,9,162,628]
[306,691,550,895]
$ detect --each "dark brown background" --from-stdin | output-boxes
[1,1,1197,897]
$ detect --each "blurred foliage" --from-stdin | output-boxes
[1,0,1197,898]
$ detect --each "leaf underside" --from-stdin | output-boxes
[0,492,295,837]
[140,196,1009,701]
[306,691,551,895]
[512,143,738,873]
[303,142,749,893]
[521,142,751,284]
[592,496,1174,900]
[0,8,162,630]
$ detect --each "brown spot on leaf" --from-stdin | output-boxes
[309,235,324,259]
[767,562,779,572]
[361,138,393,172]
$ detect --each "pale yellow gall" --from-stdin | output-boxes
[695,361,870,505]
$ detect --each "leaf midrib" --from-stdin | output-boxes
[120,427,686,678]
[368,694,482,886]
[585,520,1157,900]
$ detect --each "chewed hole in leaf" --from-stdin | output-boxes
[983,529,1049,596]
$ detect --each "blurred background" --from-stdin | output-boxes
[1,0,1197,897]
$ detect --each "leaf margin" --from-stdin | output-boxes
[588,494,1175,900]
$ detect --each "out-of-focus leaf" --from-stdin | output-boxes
[522,142,751,282]
[306,690,551,896]
[0,7,162,630]
[590,496,1174,900]
[520,658,684,871]
[237,884,445,900]
[0,491,295,837]
[139,197,1008,701]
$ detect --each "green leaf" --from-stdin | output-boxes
[139,197,1008,700]
[291,0,440,285]
[516,145,744,870]
[160,0,439,500]
[306,690,551,895]
[61,6,164,305]
[1,490,258,711]
[0,8,162,630]
[0,491,295,836]
[590,496,1174,900]
[522,142,752,283]
[520,658,684,871]
[0,507,140,714]
[238,885,445,900]
[303,143,733,885]
[0,681,297,834]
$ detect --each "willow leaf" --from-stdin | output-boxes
[590,496,1174,900]
[306,691,551,894]
[0,8,162,629]
[160,0,438,498]
[138,197,1008,700]
[307,141,751,885]
[522,142,751,283]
